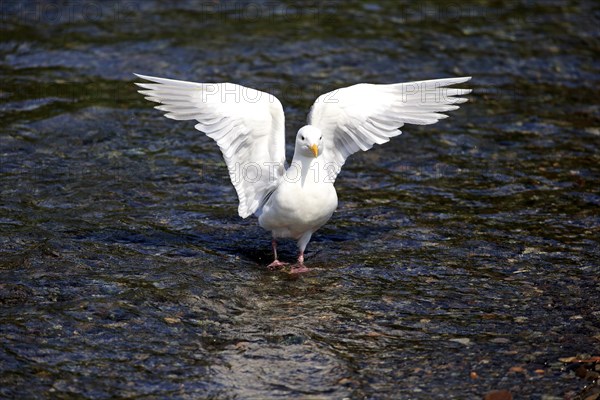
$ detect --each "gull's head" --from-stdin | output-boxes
[295,125,323,158]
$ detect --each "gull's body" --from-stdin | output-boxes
[258,151,338,270]
[135,74,471,272]
[259,165,337,243]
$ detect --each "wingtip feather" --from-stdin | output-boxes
[134,73,158,81]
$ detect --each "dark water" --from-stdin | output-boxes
[1,1,599,398]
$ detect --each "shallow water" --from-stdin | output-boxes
[1,1,599,398]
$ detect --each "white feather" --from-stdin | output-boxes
[134,74,286,218]
[307,77,472,180]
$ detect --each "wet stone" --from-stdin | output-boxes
[484,390,513,400]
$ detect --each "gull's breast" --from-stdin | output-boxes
[258,180,338,239]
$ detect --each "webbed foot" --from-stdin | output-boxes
[289,264,310,274]
[267,260,289,270]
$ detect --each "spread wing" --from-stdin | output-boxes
[135,74,286,218]
[307,77,471,181]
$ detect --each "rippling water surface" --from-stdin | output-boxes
[1,1,599,398]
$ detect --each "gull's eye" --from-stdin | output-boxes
[319,136,322,140]
[301,135,305,140]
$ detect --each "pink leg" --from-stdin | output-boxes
[267,239,288,270]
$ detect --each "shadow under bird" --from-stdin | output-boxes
[134,74,471,273]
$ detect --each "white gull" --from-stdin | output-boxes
[135,74,471,272]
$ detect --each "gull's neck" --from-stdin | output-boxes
[287,154,324,187]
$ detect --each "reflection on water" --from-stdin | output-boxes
[1,1,599,398]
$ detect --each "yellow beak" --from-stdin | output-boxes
[310,144,319,158]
